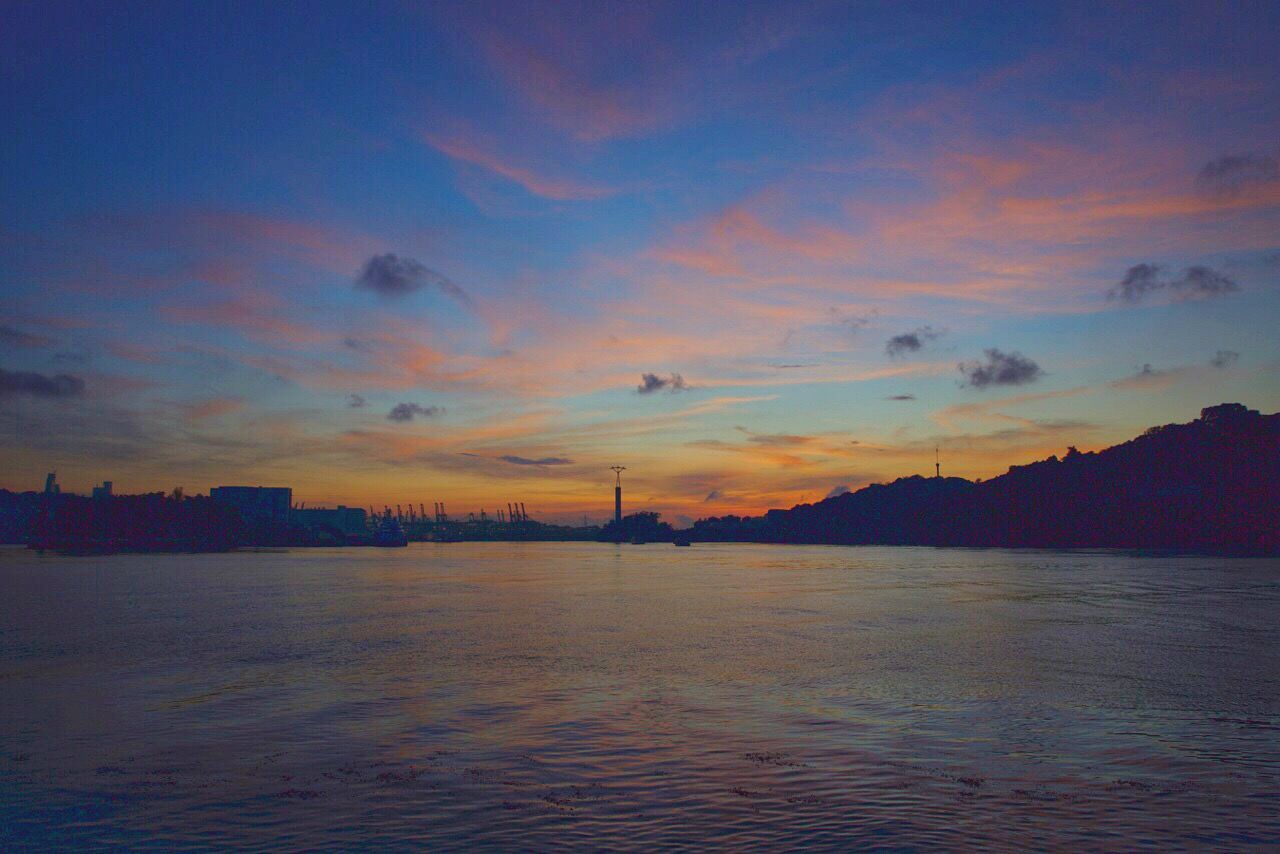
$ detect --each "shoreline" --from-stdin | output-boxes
[11,539,1278,559]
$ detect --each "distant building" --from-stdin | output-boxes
[91,481,113,499]
[210,486,292,522]
[293,505,367,536]
[43,472,59,495]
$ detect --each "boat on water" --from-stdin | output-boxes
[373,514,409,547]
[673,536,691,547]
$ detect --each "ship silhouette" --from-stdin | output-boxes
[373,513,408,547]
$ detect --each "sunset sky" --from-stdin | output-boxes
[2,1,1278,524]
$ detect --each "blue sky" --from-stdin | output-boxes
[2,1,1278,522]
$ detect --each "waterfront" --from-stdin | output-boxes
[2,543,1278,849]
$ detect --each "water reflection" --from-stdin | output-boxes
[2,543,1278,847]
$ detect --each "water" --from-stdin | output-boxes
[2,542,1278,849]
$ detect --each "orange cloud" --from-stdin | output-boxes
[644,123,1280,320]
[932,387,1094,432]
[183,397,245,420]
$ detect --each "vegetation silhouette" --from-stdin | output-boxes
[600,511,675,543]
[691,404,1279,554]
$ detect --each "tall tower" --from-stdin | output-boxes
[935,446,941,479]
[611,466,626,524]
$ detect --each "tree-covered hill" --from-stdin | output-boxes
[691,404,1279,554]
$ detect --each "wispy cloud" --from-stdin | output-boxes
[1109,350,1244,392]
[1197,152,1278,192]
[470,16,677,143]
[1108,363,1188,392]
[161,296,332,346]
[637,372,691,394]
[1110,263,1163,302]
[737,427,815,447]
[355,253,472,305]
[958,349,1043,389]
[499,455,573,466]
[0,367,85,398]
[423,130,615,201]
[0,326,55,348]
[183,397,245,421]
[1210,349,1239,369]
[932,387,1092,431]
[1109,263,1239,303]
[388,402,445,422]
[885,326,943,358]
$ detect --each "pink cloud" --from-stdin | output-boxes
[104,341,170,364]
[183,397,246,420]
[182,210,378,276]
[472,14,676,143]
[161,296,334,347]
[422,129,616,201]
[643,116,1280,318]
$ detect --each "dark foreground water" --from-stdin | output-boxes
[2,543,1278,850]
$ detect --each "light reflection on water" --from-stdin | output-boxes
[2,542,1278,848]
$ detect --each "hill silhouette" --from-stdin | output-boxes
[690,404,1279,554]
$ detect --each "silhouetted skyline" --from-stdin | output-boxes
[2,3,1278,525]
[6,404,1276,555]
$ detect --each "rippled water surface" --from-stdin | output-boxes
[2,543,1279,849]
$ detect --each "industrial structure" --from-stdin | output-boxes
[15,467,599,547]
[292,505,367,537]
[30,470,591,543]
[303,496,570,542]
[288,495,565,543]
[611,466,626,524]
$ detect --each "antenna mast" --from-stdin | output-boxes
[610,466,626,524]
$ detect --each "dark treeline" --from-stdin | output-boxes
[691,404,1280,554]
[599,511,676,543]
[0,489,43,544]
